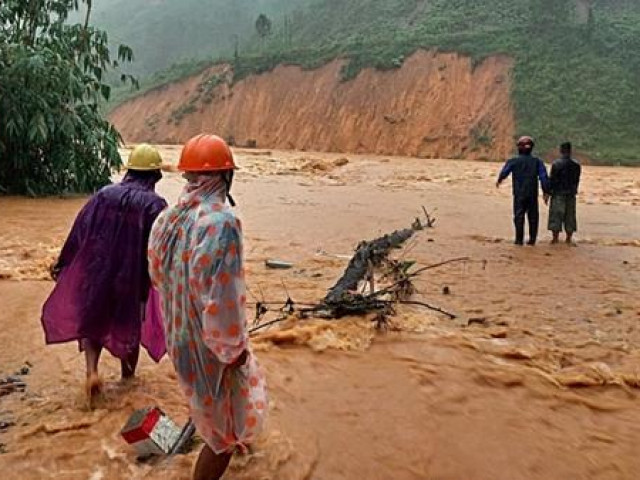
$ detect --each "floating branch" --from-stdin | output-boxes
[248,208,461,333]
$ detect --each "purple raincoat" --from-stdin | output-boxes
[41,173,168,362]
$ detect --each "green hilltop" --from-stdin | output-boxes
[102,0,640,164]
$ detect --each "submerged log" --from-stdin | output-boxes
[323,228,415,305]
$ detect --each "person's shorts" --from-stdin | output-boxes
[548,194,577,233]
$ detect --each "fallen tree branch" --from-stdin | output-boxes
[247,209,464,334]
[409,257,470,276]
[249,317,290,335]
[422,206,436,228]
[324,228,415,304]
[366,257,469,300]
[397,300,457,320]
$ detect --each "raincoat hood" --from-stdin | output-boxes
[180,173,235,207]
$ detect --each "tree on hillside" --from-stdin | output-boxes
[255,13,273,48]
[0,0,136,196]
[282,14,294,48]
[585,0,596,39]
[528,0,574,31]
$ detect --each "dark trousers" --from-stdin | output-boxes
[513,195,539,244]
[548,194,577,234]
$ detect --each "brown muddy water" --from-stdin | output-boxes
[1,148,639,479]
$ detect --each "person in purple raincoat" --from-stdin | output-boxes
[41,144,169,399]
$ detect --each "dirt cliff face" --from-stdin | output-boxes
[110,50,516,159]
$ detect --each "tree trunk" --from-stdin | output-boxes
[323,228,415,305]
[27,0,42,46]
[83,0,93,49]
[84,0,93,31]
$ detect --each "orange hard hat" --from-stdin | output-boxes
[517,136,535,147]
[178,134,236,172]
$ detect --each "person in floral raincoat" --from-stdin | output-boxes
[149,134,266,480]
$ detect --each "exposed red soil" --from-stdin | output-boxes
[110,51,515,160]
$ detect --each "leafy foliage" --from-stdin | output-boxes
[0,0,136,195]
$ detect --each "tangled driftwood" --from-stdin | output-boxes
[249,208,468,334]
[323,227,415,305]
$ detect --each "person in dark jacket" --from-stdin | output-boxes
[496,136,550,246]
[548,142,581,244]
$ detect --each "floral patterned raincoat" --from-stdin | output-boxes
[148,175,266,454]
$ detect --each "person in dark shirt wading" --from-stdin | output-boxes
[548,142,582,244]
[496,136,550,246]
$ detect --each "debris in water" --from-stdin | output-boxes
[265,259,294,270]
[422,206,437,228]
[467,317,487,326]
[323,227,416,305]
[0,421,15,432]
[251,213,462,334]
[0,376,26,397]
[121,407,191,458]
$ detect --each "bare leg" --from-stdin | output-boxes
[551,231,560,244]
[83,339,103,398]
[193,445,233,480]
[121,345,140,380]
[566,232,574,244]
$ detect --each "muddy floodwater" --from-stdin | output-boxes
[1,148,639,479]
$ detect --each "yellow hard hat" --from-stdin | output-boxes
[125,144,166,171]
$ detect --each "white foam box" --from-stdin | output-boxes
[121,407,181,457]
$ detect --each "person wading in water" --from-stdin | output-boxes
[41,145,169,399]
[548,142,582,245]
[149,134,267,480]
[496,136,551,246]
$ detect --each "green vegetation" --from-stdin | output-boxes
[108,58,214,109]
[0,0,136,195]
[169,102,198,126]
[197,72,230,104]
[103,0,640,164]
[243,0,640,164]
[167,71,232,126]
[470,124,495,152]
